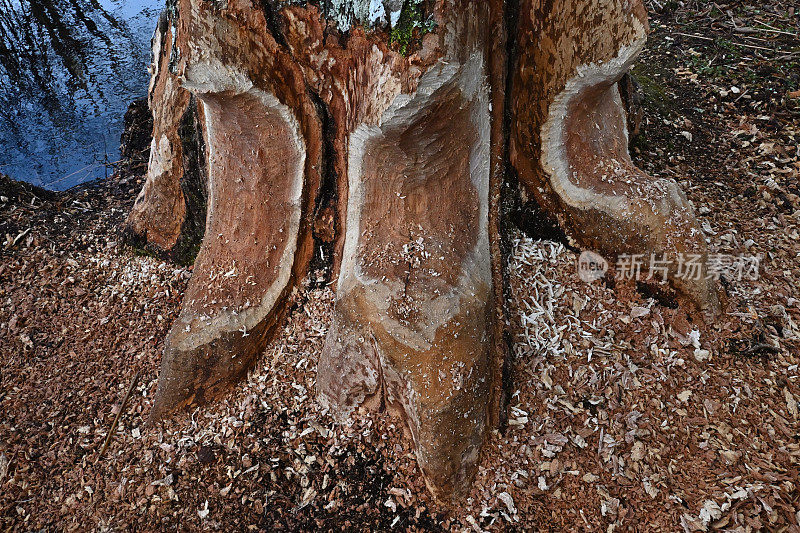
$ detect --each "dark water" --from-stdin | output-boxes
[0,0,163,190]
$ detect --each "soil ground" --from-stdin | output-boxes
[1,1,799,530]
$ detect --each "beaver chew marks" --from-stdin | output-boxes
[318,55,492,502]
[511,0,721,318]
[150,89,305,420]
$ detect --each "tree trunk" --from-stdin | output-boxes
[510,0,721,318]
[124,10,207,265]
[127,0,720,503]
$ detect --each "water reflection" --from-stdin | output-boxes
[0,0,162,190]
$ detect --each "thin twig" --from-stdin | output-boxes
[734,89,750,103]
[674,32,777,52]
[731,41,776,52]
[743,344,781,356]
[98,370,142,459]
[754,19,798,38]
[674,32,714,41]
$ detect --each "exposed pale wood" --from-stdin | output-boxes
[510,0,721,317]
[149,0,325,420]
[151,89,309,419]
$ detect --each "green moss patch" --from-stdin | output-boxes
[389,0,435,56]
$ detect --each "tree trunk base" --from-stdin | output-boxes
[318,53,494,501]
[129,0,721,502]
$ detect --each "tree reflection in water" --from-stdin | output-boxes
[0,0,160,189]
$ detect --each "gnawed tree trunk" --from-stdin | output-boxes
[145,0,327,419]
[316,30,507,500]
[128,0,720,502]
[124,11,207,265]
[510,0,721,318]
